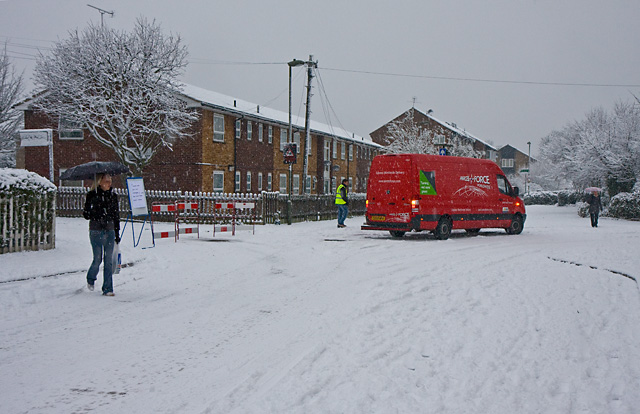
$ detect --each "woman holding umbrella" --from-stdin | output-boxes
[585,188,603,228]
[82,173,121,296]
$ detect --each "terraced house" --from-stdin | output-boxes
[17,83,382,194]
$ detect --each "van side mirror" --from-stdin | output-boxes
[513,187,520,197]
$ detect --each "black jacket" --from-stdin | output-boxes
[83,187,121,241]
[586,194,602,214]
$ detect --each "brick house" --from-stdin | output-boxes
[496,144,534,176]
[370,107,497,161]
[16,83,382,194]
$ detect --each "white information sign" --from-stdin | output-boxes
[126,177,149,216]
[19,129,52,147]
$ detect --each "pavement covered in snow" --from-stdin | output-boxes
[1,205,639,413]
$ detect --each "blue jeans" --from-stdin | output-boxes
[87,230,115,293]
[337,204,348,225]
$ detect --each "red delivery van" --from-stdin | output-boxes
[362,154,526,239]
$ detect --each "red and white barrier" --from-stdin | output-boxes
[213,201,256,236]
[151,200,200,243]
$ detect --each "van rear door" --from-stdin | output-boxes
[367,155,413,224]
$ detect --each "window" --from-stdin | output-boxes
[59,117,83,140]
[348,144,353,161]
[306,175,312,193]
[213,114,225,142]
[433,134,446,145]
[267,172,272,191]
[333,139,337,159]
[293,174,300,195]
[341,142,346,160]
[497,175,512,196]
[348,177,353,189]
[246,171,251,191]
[247,122,252,141]
[279,174,287,192]
[59,168,83,187]
[258,172,263,191]
[324,140,331,160]
[235,119,241,139]
[213,171,224,192]
[308,135,313,156]
[235,171,241,192]
[258,123,263,142]
[280,129,287,151]
[331,177,337,193]
[268,125,273,144]
[294,132,301,154]
[501,158,514,168]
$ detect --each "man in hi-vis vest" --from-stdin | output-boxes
[335,178,349,228]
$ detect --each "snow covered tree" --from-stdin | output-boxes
[384,109,480,157]
[33,18,198,176]
[538,100,640,195]
[0,43,24,168]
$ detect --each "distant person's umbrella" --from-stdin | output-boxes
[584,187,603,193]
[60,161,129,181]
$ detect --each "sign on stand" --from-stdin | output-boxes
[19,129,53,182]
[121,177,152,248]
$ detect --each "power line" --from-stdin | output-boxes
[320,66,640,88]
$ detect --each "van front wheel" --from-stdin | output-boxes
[389,230,405,238]
[506,215,524,235]
[434,218,452,240]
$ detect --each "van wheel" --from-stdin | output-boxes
[465,228,480,235]
[506,215,524,235]
[389,230,405,238]
[434,218,452,240]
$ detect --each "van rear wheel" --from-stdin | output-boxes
[434,218,452,240]
[389,230,405,238]
[506,215,524,235]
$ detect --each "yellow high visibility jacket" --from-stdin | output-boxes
[335,184,347,205]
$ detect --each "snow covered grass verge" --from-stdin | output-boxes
[1,206,639,413]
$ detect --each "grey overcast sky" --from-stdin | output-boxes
[2,0,639,155]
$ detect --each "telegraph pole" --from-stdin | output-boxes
[87,4,114,26]
[302,55,317,194]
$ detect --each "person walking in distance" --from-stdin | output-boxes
[586,190,603,228]
[335,178,349,228]
[83,173,121,296]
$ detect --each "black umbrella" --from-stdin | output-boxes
[60,161,129,181]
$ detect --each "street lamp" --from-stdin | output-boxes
[286,59,305,224]
[527,141,531,194]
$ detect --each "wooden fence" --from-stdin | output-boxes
[1,191,56,254]
[56,187,366,224]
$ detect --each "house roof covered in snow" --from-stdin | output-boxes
[178,83,381,148]
[412,108,497,151]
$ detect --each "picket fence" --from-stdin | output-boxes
[56,187,366,225]
[1,191,56,254]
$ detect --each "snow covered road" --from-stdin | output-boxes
[1,205,639,413]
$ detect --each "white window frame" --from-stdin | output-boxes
[306,175,312,193]
[235,171,241,192]
[501,159,514,168]
[213,171,224,192]
[279,173,287,192]
[267,172,272,191]
[324,140,331,160]
[280,129,287,151]
[333,139,337,159]
[348,144,353,161]
[258,123,263,142]
[341,142,346,160]
[294,132,301,154]
[235,119,241,140]
[293,174,300,195]
[268,125,273,144]
[213,114,225,142]
[247,121,252,141]
[246,171,252,191]
[58,117,84,140]
[258,172,263,191]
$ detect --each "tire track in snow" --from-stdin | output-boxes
[547,257,637,283]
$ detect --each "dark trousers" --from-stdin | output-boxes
[590,212,599,227]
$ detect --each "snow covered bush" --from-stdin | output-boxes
[557,190,582,206]
[0,168,56,253]
[577,202,589,218]
[606,192,640,220]
[523,191,557,205]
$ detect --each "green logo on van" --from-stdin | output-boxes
[420,170,437,195]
